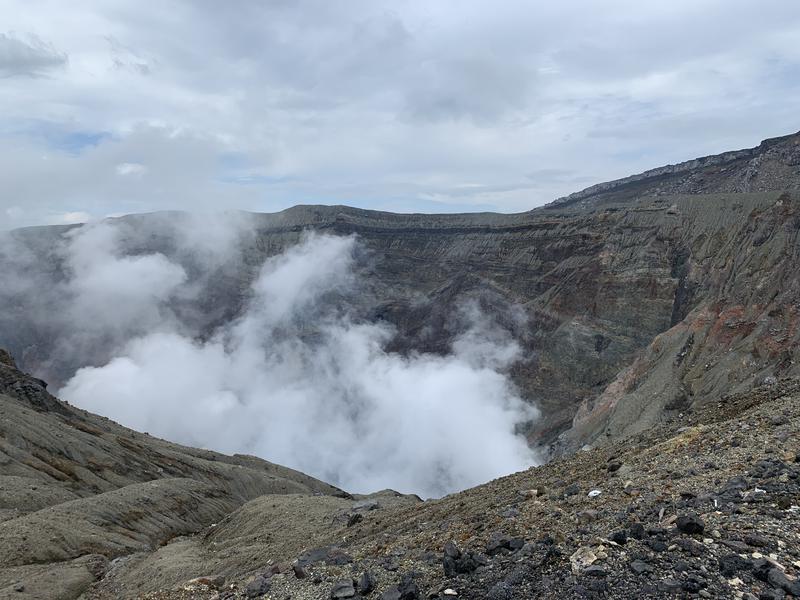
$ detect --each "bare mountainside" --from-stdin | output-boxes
[1,132,800,599]
[2,131,800,454]
[1,346,799,599]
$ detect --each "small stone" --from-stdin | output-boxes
[267,562,290,576]
[444,541,460,559]
[358,571,376,595]
[786,579,800,596]
[444,545,481,576]
[646,539,668,552]
[245,575,271,598]
[330,579,357,599]
[770,414,787,426]
[719,554,752,577]
[676,513,705,535]
[508,537,525,551]
[766,567,791,590]
[676,537,706,556]
[745,534,770,548]
[500,506,520,518]
[628,522,646,540]
[327,548,354,566]
[752,558,775,582]
[397,574,420,599]
[570,546,597,574]
[672,560,690,573]
[658,578,682,593]
[443,589,458,596]
[583,565,607,577]
[293,564,308,579]
[721,540,750,553]
[379,587,401,600]
[486,532,513,555]
[682,577,705,593]
[13,583,24,593]
[630,560,652,575]
[587,489,602,498]
[609,530,628,545]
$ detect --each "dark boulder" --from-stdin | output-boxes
[610,529,628,545]
[628,522,646,540]
[676,514,705,535]
[719,554,752,577]
[358,571,377,595]
[486,532,513,556]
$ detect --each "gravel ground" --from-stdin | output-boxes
[127,381,800,600]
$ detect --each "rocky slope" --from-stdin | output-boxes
[0,350,348,599]
[147,377,800,600]
[3,131,800,452]
[548,131,800,209]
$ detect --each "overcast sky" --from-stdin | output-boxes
[2,0,799,228]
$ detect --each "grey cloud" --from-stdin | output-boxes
[1,1,800,224]
[525,169,594,185]
[107,36,151,75]
[0,32,66,77]
[403,54,535,124]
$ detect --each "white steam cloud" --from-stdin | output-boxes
[47,221,539,497]
[65,223,187,337]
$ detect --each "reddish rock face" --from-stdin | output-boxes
[563,188,800,450]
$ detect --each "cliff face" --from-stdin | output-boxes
[549,131,800,209]
[562,190,800,449]
[2,132,800,452]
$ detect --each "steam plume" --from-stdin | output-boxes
[9,219,540,497]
